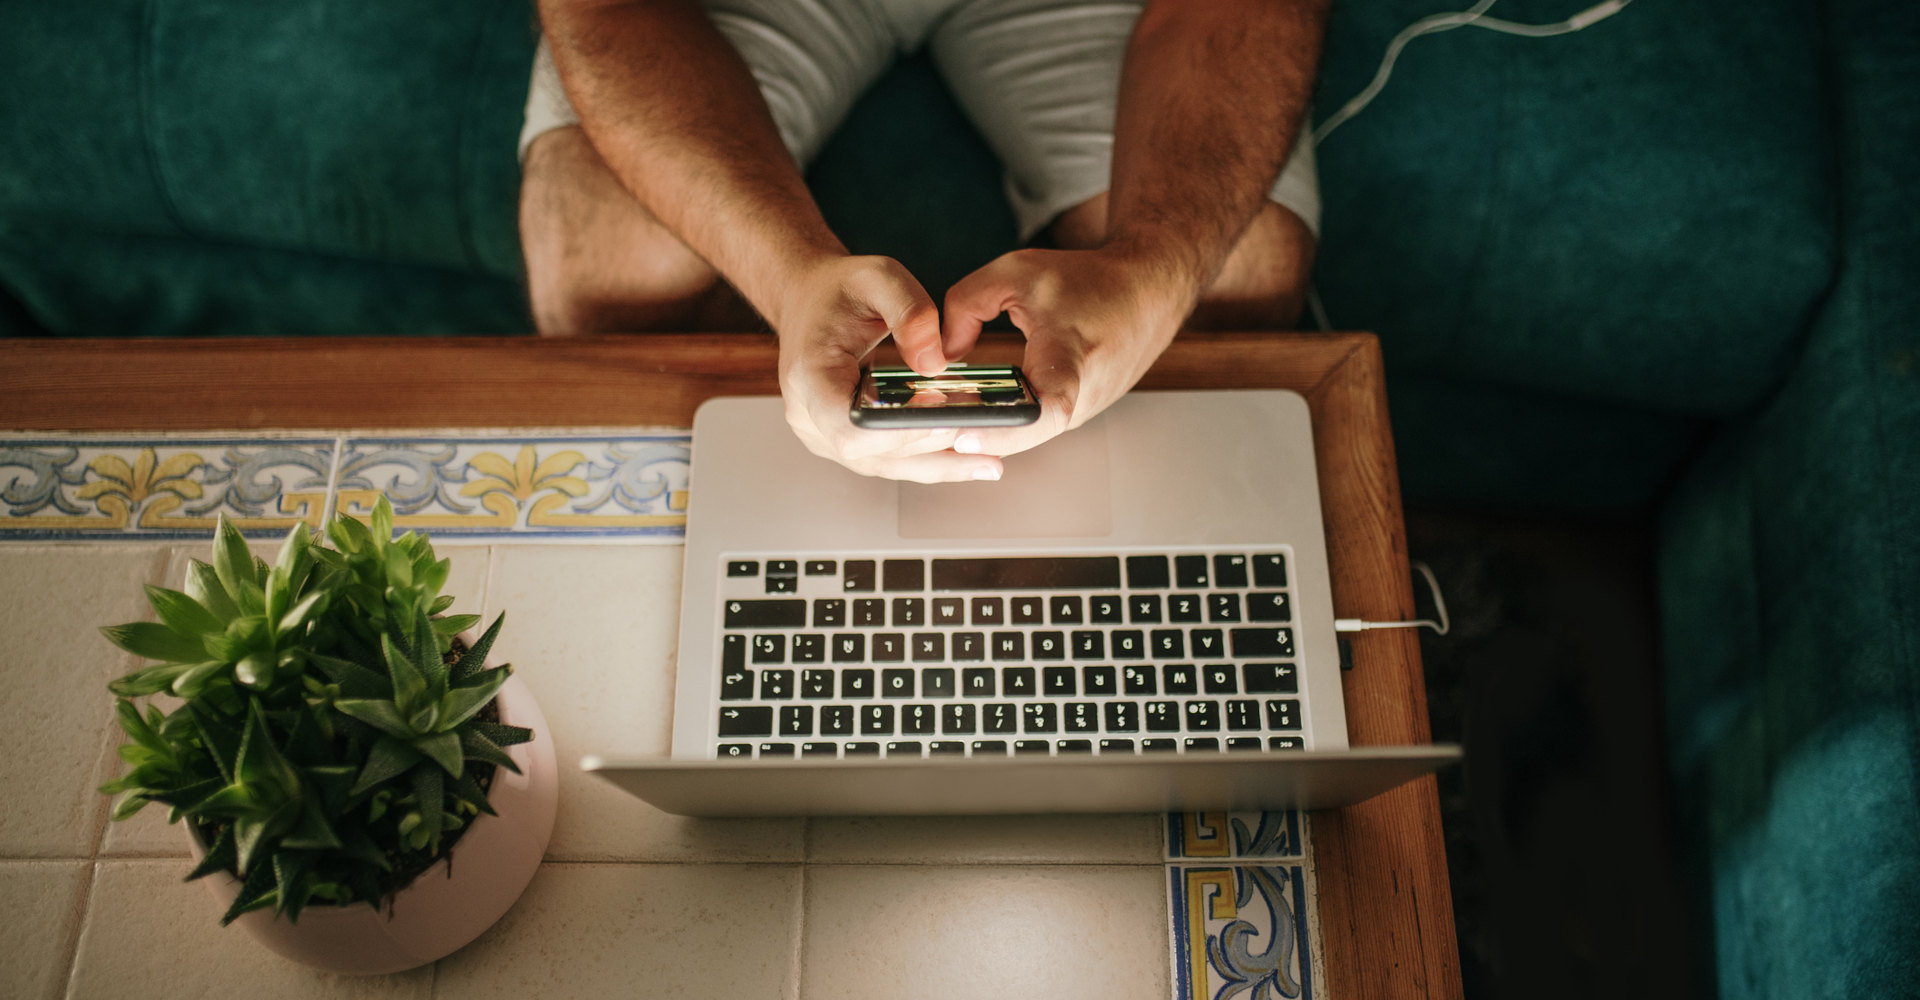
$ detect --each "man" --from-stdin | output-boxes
[520,0,1324,483]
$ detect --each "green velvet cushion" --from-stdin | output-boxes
[1312,0,1835,419]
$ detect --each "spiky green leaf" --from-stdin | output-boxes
[439,668,510,732]
[450,613,504,681]
[380,633,427,711]
[108,660,200,697]
[458,728,521,775]
[211,516,255,606]
[412,731,463,778]
[309,654,391,700]
[171,660,230,699]
[371,495,394,542]
[451,771,498,817]
[186,825,237,881]
[277,590,327,636]
[101,621,208,665]
[233,651,275,689]
[221,858,278,925]
[333,698,416,739]
[431,614,481,640]
[185,559,240,620]
[349,737,424,796]
[274,850,316,923]
[471,720,534,748]
[143,584,223,640]
[187,703,244,784]
[411,766,444,849]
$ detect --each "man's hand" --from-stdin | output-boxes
[774,255,1007,484]
[939,245,1192,461]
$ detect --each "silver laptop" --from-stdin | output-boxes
[585,389,1458,815]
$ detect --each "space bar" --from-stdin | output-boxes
[931,557,1121,590]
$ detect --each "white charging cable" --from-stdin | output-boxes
[1335,560,1452,635]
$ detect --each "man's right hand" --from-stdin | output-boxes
[773,255,1008,485]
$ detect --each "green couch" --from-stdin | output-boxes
[2,1,1914,995]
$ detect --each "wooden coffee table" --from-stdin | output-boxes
[1,331,1460,999]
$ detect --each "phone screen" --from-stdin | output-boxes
[850,365,1041,428]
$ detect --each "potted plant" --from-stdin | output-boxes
[98,498,557,974]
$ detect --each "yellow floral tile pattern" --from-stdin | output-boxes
[0,438,334,539]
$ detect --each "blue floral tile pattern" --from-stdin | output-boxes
[0,437,336,539]
[330,434,690,540]
[1170,863,1316,1000]
[1167,811,1306,861]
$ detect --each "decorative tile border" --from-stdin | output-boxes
[0,432,691,543]
[1166,811,1319,1000]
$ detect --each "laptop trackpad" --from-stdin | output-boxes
[896,422,1113,540]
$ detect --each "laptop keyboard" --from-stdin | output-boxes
[708,549,1314,759]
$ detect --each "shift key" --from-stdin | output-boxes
[1230,627,1295,657]
[724,599,807,628]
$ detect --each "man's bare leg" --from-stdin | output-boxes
[1048,191,1314,330]
[519,126,759,334]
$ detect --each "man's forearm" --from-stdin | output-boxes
[539,0,842,325]
[1106,0,1327,306]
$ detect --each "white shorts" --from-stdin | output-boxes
[520,0,1320,242]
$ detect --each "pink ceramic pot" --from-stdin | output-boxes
[187,652,558,975]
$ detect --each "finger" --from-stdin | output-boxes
[954,337,1081,458]
[850,260,945,375]
[835,425,961,462]
[942,253,1026,360]
[855,449,1006,485]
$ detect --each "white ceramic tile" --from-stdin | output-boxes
[0,546,168,856]
[484,546,804,862]
[808,813,1163,865]
[69,860,433,999]
[0,861,88,1000]
[433,863,802,999]
[801,864,1169,1000]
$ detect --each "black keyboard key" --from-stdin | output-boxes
[1042,666,1077,696]
[1110,630,1144,659]
[721,664,753,701]
[1243,662,1299,693]
[922,667,955,698]
[1084,665,1117,695]
[1265,699,1301,730]
[971,597,1004,626]
[1269,736,1304,750]
[1247,592,1292,622]
[751,634,786,663]
[1050,596,1083,624]
[1225,700,1260,731]
[1126,554,1170,588]
[792,634,825,663]
[719,743,751,758]
[882,559,925,591]
[1072,630,1104,658]
[1168,594,1202,622]
[933,556,1122,590]
[901,704,936,735]
[813,599,846,627]
[1015,740,1051,755]
[805,560,836,576]
[1151,629,1184,659]
[718,706,773,737]
[932,597,965,625]
[1089,595,1124,623]
[1209,594,1241,622]
[1185,737,1220,752]
[1143,738,1179,752]
[953,632,986,660]
[723,632,746,668]
[931,741,966,755]
[1031,631,1066,660]
[1122,665,1157,695]
[1003,666,1036,696]
[1103,701,1140,732]
[1175,554,1209,588]
[725,599,805,629]
[1010,596,1045,623]
[1059,740,1094,753]
[727,561,758,577]
[873,633,906,661]
[845,742,881,756]
[843,560,876,592]
[1226,737,1262,752]
[781,705,814,736]
[760,669,794,699]
[1185,700,1220,731]
[1253,553,1288,587]
[1191,629,1227,659]
[911,632,944,662]
[767,560,798,576]
[943,704,977,735]
[881,668,915,697]
[887,741,923,756]
[760,742,796,757]
[802,669,835,698]
[962,668,996,696]
[1099,739,1135,753]
[1022,703,1058,733]
[1232,628,1295,658]
[1064,702,1097,733]
[821,705,854,736]
[983,703,1017,734]
[1203,664,1238,694]
[1214,554,1250,589]
[1164,664,1198,695]
[1144,701,1179,732]
[992,631,1025,660]
[893,598,925,627]
[765,575,797,594]
[842,669,874,698]
[972,740,1009,755]
[832,633,865,662]
[1129,595,1163,623]
[862,704,895,735]
[803,742,838,757]
[854,598,886,626]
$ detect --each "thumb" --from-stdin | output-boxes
[942,252,1028,361]
[850,259,944,376]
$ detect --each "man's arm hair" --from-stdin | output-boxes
[1105,0,1329,309]
[537,0,844,323]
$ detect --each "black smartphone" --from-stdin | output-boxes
[849,364,1041,428]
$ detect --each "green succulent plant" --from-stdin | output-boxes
[99,497,533,925]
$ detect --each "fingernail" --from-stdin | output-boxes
[973,466,1001,482]
[954,434,982,454]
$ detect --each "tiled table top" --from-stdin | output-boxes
[1,430,1321,1000]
